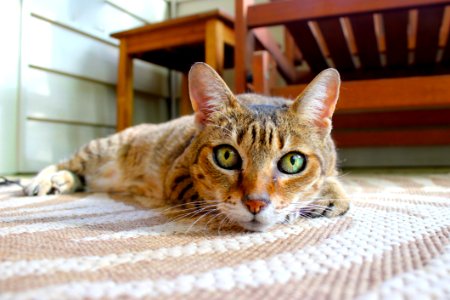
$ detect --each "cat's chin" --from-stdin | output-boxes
[238,220,273,232]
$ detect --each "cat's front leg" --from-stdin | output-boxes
[306,177,350,218]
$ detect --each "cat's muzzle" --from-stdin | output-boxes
[237,199,278,232]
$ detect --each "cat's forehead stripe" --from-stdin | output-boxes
[267,127,273,146]
[236,127,246,145]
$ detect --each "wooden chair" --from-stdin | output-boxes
[235,0,450,147]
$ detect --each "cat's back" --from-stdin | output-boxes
[129,115,196,142]
[125,115,198,164]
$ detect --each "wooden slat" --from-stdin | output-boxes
[309,21,330,58]
[253,28,298,83]
[373,14,386,54]
[441,29,450,64]
[438,7,450,64]
[286,21,329,73]
[247,0,450,28]
[349,14,382,69]
[383,10,409,68]
[439,6,450,48]
[317,18,355,70]
[415,6,445,66]
[284,30,302,65]
[409,10,419,51]
[340,18,358,56]
[333,128,450,147]
[271,74,450,111]
[333,109,450,129]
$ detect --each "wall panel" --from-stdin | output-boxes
[21,121,114,172]
[106,0,168,23]
[25,16,168,96]
[24,68,116,126]
[0,0,21,175]
[17,0,170,172]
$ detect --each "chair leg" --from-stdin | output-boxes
[252,51,276,95]
[235,0,255,94]
[205,19,225,76]
[116,41,134,131]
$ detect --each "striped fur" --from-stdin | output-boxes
[25,63,349,231]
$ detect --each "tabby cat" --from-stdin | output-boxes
[25,63,349,232]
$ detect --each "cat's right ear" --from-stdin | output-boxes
[188,62,238,125]
[291,68,341,135]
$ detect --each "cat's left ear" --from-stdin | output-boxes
[291,68,340,134]
[188,62,238,125]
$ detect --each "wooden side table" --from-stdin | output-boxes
[111,10,235,131]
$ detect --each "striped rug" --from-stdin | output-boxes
[0,173,449,299]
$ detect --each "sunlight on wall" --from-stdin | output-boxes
[16,0,169,172]
[0,0,21,175]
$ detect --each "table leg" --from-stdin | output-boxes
[116,41,134,131]
[205,19,224,76]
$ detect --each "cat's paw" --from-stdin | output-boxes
[303,198,350,218]
[25,166,81,196]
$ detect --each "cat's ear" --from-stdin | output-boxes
[188,62,238,125]
[291,68,340,134]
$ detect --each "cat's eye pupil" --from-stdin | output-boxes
[213,145,242,170]
[290,156,296,165]
[278,152,306,174]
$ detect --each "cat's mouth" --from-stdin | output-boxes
[238,219,273,232]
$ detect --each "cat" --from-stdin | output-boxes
[25,62,349,232]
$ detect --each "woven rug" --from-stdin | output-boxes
[0,173,449,299]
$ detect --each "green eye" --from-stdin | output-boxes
[213,145,242,170]
[278,152,306,174]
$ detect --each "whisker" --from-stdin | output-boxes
[165,202,222,227]
[158,201,213,213]
[164,208,210,225]
[217,214,230,235]
[163,202,219,213]
[184,210,215,234]
[205,212,222,228]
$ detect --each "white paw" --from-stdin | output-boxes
[26,166,81,196]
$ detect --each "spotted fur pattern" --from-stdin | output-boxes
[26,63,349,231]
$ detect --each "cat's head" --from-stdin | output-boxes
[188,63,340,231]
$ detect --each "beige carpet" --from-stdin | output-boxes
[0,173,449,299]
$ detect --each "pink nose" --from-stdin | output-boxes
[244,199,268,214]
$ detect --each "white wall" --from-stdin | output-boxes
[4,0,171,173]
[176,0,234,16]
[0,0,21,175]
